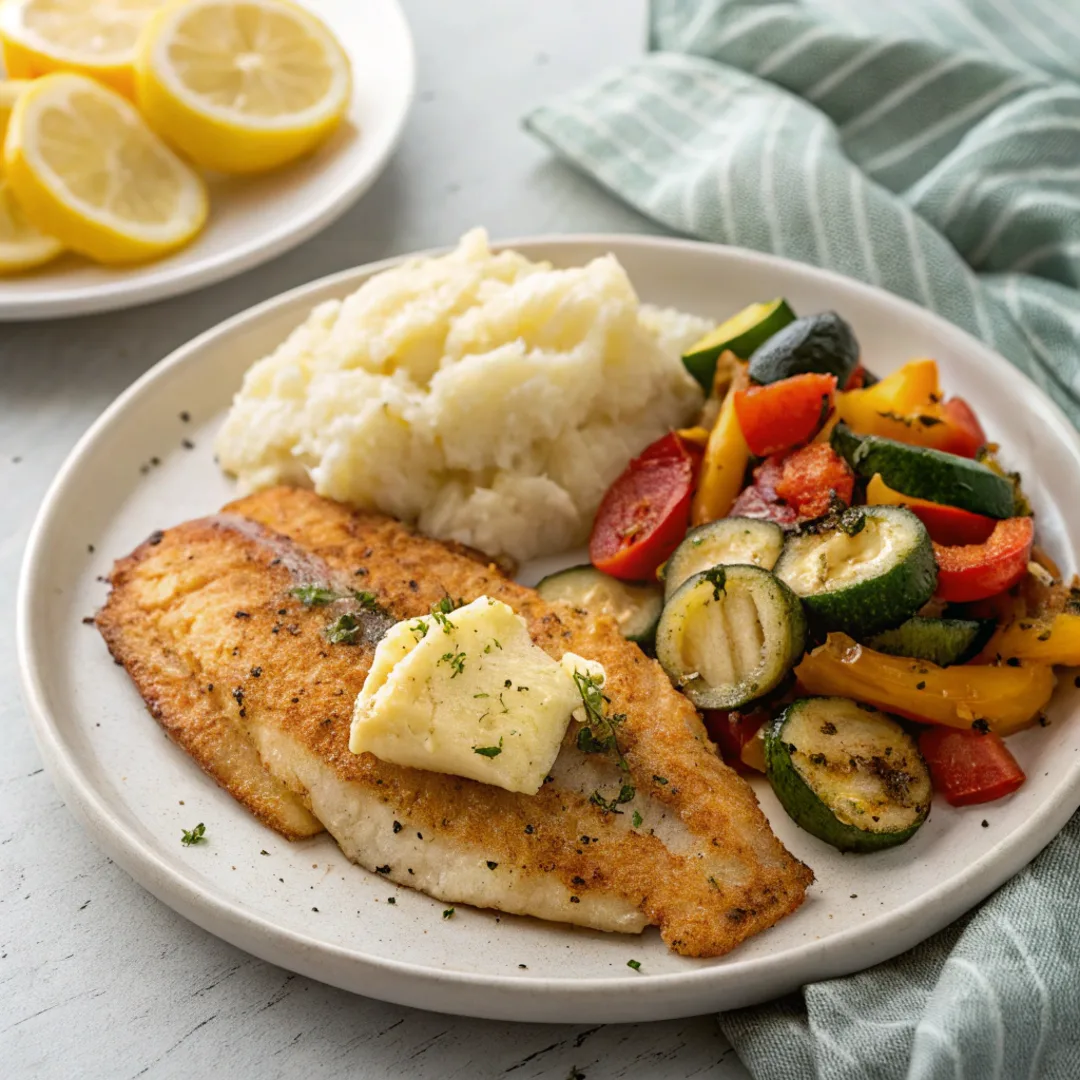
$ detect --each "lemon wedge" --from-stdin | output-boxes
[135,0,351,174]
[5,72,208,264]
[0,79,63,274]
[0,0,168,98]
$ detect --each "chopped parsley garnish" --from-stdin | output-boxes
[291,584,338,606]
[589,783,635,815]
[572,672,625,758]
[429,595,462,633]
[325,613,362,645]
[474,692,489,699]
[443,908,455,919]
[653,775,668,785]
[410,620,429,641]
[576,727,612,754]
[702,566,726,601]
[353,589,385,614]
[439,651,466,677]
[474,739,503,758]
[181,823,206,846]
[626,959,642,972]
[631,810,643,829]
[573,670,632,810]
[836,505,866,537]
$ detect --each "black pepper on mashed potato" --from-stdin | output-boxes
[215,229,708,562]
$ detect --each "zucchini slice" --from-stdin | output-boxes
[774,505,936,637]
[748,311,859,387]
[682,298,796,392]
[765,697,931,853]
[656,564,806,709]
[536,565,662,645]
[663,518,785,600]
[831,422,1014,519]
[867,615,996,667]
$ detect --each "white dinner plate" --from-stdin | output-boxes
[18,236,1080,1023]
[0,0,413,321]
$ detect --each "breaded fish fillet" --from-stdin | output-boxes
[97,487,811,956]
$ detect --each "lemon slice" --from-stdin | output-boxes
[0,79,63,273]
[0,0,168,98]
[135,0,351,174]
[5,72,208,264]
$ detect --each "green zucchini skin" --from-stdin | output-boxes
[682,298,796,392]
[774,506,937,638]
[655,564,806,710]
[663,518,785,600]
[830,422,1014,519]
[765,697,931,853]
[748,311,860,387]
[536,565,663,645]
[866,616,996,667]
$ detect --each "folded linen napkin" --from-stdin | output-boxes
[526,3,1080,1076]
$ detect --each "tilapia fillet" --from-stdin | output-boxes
[97,487,811,956]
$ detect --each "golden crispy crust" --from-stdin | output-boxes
[97,487,811,956]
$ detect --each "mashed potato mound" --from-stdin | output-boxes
[216,229,708,562]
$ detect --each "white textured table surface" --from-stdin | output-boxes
[1,2,752,1076]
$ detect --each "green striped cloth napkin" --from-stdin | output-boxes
[525,2,1080,1077]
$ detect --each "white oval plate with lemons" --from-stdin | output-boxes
[17,236,1080,1022]
[0,0,414,319]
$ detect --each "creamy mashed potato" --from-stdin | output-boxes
[216,229,707,562]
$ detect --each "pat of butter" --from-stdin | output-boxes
[349,596,604,794]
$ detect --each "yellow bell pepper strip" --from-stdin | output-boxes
[835,359,985,456]
[675,425,711,450]
[977,612,1080,667]
[795,634,1055,737]
[866,474,996,546]
[741,726,767,773]
[691,363,750,525]
[834,359,941,439]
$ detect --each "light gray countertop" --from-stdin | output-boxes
[1,2,751,1076]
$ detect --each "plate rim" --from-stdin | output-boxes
[0,0,416,322]
[18,233,1080,1022]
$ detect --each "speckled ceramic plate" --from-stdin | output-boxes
[18,237,1080,1023]
[0,0,414,321]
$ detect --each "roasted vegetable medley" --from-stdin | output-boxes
[538,301,1077,853]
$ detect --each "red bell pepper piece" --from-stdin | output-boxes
[909,502,997,546]
[733,373,837,456]
[918,726,1026,806]
[865,475,996,545]
[843,366,867,391]
[774,443,855,519]
[934,517,1034,602]
[705,708,769,772]
[589,432,698,581]
[729,456,799,526]
[934,397,987,459]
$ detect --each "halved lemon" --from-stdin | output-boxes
[135,0,352,175]
[0,79,63,273]
[0,0,168,98]
[5,72,208,263]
